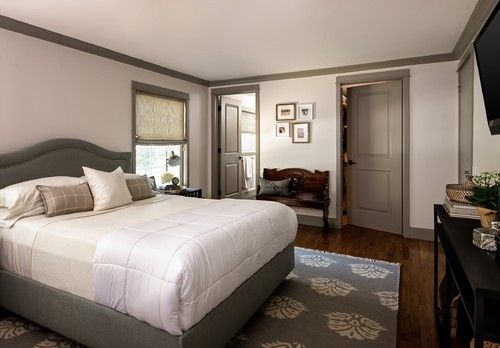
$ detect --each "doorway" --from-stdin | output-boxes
[211,85,260,199]
[336,70,410,236]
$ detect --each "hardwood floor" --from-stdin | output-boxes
[294,224,443,348]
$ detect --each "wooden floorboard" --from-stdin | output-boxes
[294,224,468,348]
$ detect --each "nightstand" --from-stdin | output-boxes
[160,187,202,198]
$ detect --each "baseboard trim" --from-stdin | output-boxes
[407,227,434,241]
[297,214,434,241]
[296,214,336,228]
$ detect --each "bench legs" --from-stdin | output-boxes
[323,204,329,230]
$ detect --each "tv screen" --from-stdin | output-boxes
[474,3,500,135]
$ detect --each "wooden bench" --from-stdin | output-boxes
[256,168,330,229]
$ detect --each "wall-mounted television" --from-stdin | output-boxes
[474,3,500,135]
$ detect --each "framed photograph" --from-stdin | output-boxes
[276,103,297,121]
[292,122,311,143]
[297,103,314,120]
[275,122,290,138]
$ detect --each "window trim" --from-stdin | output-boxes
[131,81,190,185]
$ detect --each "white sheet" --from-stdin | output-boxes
[0,195,211,299]
[0,196,297,335]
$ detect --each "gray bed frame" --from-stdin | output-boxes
[0,139,295,348]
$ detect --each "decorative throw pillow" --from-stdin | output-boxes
[36,183,94,217]
[258,178,292,196]
[82,166,132,211]
[126,175,155,201]
[0,176,81,227]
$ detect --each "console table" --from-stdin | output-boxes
[434,205,500,347]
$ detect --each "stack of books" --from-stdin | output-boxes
[443,196,480,220]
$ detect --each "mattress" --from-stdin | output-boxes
[0,195,297,334]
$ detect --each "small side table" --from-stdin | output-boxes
[161,187,202,198]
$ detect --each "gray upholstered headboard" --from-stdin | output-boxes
[0,139,132,189]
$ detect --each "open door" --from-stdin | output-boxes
[347,81,403,234]
[219,96,243,198]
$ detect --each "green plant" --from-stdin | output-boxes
[466,171,500,210]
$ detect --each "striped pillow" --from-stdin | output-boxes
[36,183,94,217]
[126,175,155,201]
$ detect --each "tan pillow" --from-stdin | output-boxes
[82,166,132,211]
[36,183,94,217]
[126,175,155,201]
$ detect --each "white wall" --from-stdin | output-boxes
[211,61,459,230]
[472,55,500,172]
[0,27,459,230]
[0,29,210,193]
[409,62,459,229]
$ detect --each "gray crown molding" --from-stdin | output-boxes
[452,0,500,61]
[0,14,210,87]
[208,53,454,87]
[1,0,496,88]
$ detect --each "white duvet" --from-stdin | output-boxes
[0,196,297,335]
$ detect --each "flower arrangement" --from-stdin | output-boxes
[466,171,500,228]
[160,172,174,184]
[466,171,500,210]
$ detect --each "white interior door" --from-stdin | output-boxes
[347,81,403,234]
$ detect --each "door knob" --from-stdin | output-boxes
[347,160,357,165]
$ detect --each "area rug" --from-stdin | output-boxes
[0,247,400,348]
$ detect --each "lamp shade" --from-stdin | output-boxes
[168,151,182,167]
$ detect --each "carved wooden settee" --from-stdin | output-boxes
[256,168,330,229]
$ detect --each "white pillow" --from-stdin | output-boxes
[83,166,132,211]
[78,172,143,183]
[0,176,81,227]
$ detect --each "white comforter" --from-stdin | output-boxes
[0,195,297,336]
[93,198,297,335]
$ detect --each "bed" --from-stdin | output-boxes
[0,139,296,348]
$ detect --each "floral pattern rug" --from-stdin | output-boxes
[0,247,400,348]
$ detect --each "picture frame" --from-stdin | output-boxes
[292,122,311,143]
[297,103,314,120]
[276,103,297,121]
[275,122,291,138]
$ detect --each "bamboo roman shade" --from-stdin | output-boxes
[135,93,186,142]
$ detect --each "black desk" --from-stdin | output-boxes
[434,205,500,347]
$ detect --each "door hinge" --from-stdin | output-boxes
[217,105,222,112]
[217,147,221,154]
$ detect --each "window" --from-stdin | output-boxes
[132,82,189,187]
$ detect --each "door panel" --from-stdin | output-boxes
[356,169,391,213]
[225,104,239,153]
[458,54,474,183]
[224,163,239,196]
[219,96,242,198]
[347,81,402,234]
[357,93,390,156]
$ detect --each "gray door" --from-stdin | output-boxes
[219,96,243,198]
[458,54,474,183]
[347,81,403,234]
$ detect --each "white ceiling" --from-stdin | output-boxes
[0,0,478,81]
